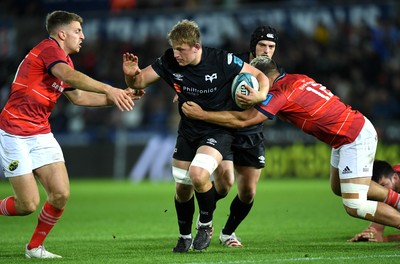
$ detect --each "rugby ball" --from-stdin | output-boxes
[231,72,259,109]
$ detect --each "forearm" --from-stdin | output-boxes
[63,69,113,94]
[64,90,114,107]
[203,111,248,128]
[125,75,136,88]
[124,67,156,89]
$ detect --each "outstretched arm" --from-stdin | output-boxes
[122,52,160,89]
[64,88,143,108]
[51,62,134,111]
[181,101,268,128]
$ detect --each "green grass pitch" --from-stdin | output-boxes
[1,179,400,263]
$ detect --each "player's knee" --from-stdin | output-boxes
[342,199,377,219]
[238,188,256,204]
[214,177,233,195]
[341,183,377,219]
[16,198,40,215]
[172,166,192,185]
[216,184,231,196]
[188,166,205,188]
[49,189,70,209]
[214,165,234,193]
[189,153,218,188]
[175,183,193,202]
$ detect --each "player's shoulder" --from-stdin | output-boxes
[281,73,313,84]
[35,38,60,50]
[234,52,250,63]
[204,46,236,59]
[32,38,64,58]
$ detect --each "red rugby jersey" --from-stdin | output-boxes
[256,74,365,148]
[0,38,74,136]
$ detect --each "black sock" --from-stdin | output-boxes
[212,181,228,203]
[175,195,195,235]
[222,195,253,235]
[195,186,216,225]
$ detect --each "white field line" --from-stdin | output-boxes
[185,254,400,264]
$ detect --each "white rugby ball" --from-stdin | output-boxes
[231,72,259,109]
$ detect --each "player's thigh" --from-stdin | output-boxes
[34,161,70,206]
[337,118,377,181]
[9,173,40,208]
[330,161,341,196]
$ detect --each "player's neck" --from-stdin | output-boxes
[270,72,280,85]
[191,48,202,65]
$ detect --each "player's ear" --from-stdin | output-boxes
[58,30,66,41]
[194,43,201,51]
[392,173,399,181]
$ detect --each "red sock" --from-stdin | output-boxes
[27,201,64,249]
[385,189,400,210]
[0,196,18,216]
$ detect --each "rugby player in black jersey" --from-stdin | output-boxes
[215,26,280,247]
[122,19,269,252]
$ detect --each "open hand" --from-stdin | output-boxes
[123,52,141,77]
[106,86,134,111]
[348,227,383,242]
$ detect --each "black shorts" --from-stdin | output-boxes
[173,133,234,162]
[229,132,265,168]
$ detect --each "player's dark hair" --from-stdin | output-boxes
[46,10,83,35]
[372,160,395,182]
[250,26,278,57]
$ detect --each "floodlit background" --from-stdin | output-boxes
[0,0,399,180]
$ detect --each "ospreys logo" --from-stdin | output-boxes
[8,160,19,171]
[205,73,217,83]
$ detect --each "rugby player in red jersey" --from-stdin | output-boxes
[182,56,400,234]
[0,11,134,259]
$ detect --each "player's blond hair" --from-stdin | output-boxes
[250,56,279,77]
[167,19,201,47]
[46,10,83,36]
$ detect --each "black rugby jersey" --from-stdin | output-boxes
[152,46,243,140]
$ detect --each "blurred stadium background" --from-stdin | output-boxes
[0,0,399,180]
